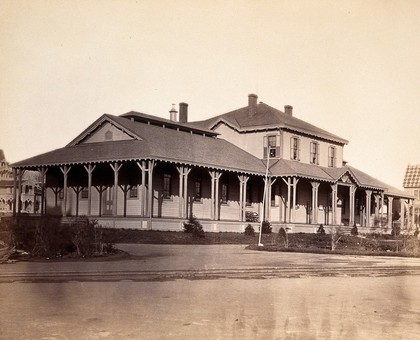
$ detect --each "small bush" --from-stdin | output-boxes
[277,227,288,248]
[414,227,419,238]
[261,220,272,234]
[351,225,358,236]
[392,223,401,238]
[183,216,205,238]
[244,224,255,236]
[317,224,326,235]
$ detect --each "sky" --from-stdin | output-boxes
[1,0,419,189]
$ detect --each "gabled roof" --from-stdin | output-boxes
[12,115,267,175]
[191,102,348,145]
[403,165,420,188]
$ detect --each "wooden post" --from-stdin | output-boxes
[311,182,320,224]
[136,161,148,217]
[109,162,123,217]
[60,165,71,217]
[84,164,96,216]
[147,160,155,227]
[12,168,17,217]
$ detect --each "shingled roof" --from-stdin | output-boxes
[191,102,348,145]
[403,165,420,188]
[12,115,267,175]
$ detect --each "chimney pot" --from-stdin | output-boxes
[179,102,188,123]
[169,104,177,122]
[248,93,258,117]
[284,105,293,115]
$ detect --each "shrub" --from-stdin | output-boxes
[351,224,358,236]
[392,223,401,238]
[183,216,205,238]
[277,227,288,248]
[261,220,272,234]
[0,216,113,258]
[244,224,255,236]
[414,227,419,238]
[317,224,326,235]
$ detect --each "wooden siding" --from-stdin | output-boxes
[83,122,133,143]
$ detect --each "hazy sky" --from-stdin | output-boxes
[1,1,419,189]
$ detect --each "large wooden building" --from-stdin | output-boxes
[11,94,412,232]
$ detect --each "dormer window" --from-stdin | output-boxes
[328,146,336,167]
[310,142,319,165]
[263,135,280,159]
[290,137,300,161]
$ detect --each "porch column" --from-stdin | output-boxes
[282,178,292,223]
[387,196,394,230]
[84,164,96,216]
[209,170,222,220]
[311,182,320,224]
[380,193,385,227]
[400,200,405,230]
[17,169,25,215]
[136,161,148,217]
[365,190,372,227]
[12,168,17,217]
[39,167,48,216]
[291,177,299,223]
[264,178,276,221]
[374,194,380,225]
[349,185,356,226]
[237,175,249,222]
[330,184,338,225]
[60,165,71,217]
[147,160,155,219]
[110,162,123,216]
[177,166,191,219]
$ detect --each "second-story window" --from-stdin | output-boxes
[290,137,300,161]
[328,146,336,167]
[163,174,172,199]
[310,142,319,165]
[263,135,280,159]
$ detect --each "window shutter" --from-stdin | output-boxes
[298,139,301,161]
[276,135,281,158]
[263,136,268,159]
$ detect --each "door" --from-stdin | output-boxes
[103,187,113,215]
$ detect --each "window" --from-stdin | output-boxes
[81,188,89,199]
[310,142,319,164]
[271,184,279,207]
[246,181,252,206]
[129,186,138,198]
[163,174,172,199]
[105,130,113,141]
[221,182,228,204]
[194,177,202,201]
[328,146,336,167]
[290,137,300,161]
[263,135,280,159]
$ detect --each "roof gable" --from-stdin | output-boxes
[67,115,141,146]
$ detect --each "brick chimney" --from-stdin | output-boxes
[248,94,258,117]
[179,102,188,123]
[284,105,293,116]
[169,104,177,122]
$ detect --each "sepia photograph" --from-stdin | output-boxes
[1,1,420,339]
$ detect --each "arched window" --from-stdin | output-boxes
[105,130,113,141]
